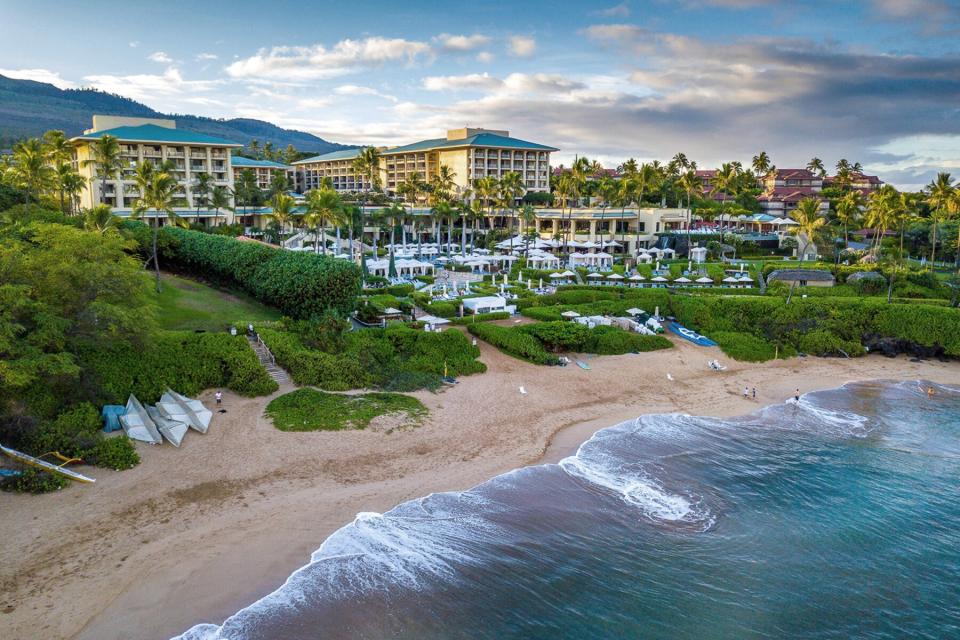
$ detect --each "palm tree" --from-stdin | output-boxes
[248,139,261,159]
[925,172,954,266]
[82,204,118,234]
[352,146,382,247]
[834,190,864,247]
[678,169,704,254]
[632,163,657,253]
[554,174,574,251]
[752,151,771,178]
[9,138,53,204]
[834,159,853,190]
[263,142,275,161]
[473,176,499,232]
[192,172,213,218]
[210,184,232,227]
[431,200,456,254]
[431,165,457,204]
[270,193,296,248]
[499,171,525,236]
[807,157,826,178]
[232,169,259,227]
[61,169,86,215]
[133,169,181,292]
[520,204,537,256]
[304,188,343,254]
[83,135,124,207]
[790,198,826,263]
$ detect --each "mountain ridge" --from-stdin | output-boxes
[0,74,354,154]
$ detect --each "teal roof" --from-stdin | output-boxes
[384,133,557,154]
[73,124,241,146]
[293,148,361,164]
[231,156,292,169]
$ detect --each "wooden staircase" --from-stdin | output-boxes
[247,335,290,385]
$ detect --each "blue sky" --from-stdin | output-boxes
[1,0,958,188]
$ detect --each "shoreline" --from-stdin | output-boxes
[1,340,958,640]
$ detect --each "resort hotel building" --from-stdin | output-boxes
[70,116,242,223]
[231,156,296,190]
[293,128,555,199]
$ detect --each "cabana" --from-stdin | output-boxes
[651,275,669,288]
[463,296,515,315]
[396,258,434,276]
[527,253,561,269]
[689,246,707,263]
[635,252,653,264]
[417,314,450,330]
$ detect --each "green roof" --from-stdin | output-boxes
[72,124,241,146]
[293,148,361,164]
[384,133,557,154]
[231,156,292,169]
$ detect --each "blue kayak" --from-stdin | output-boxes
[669,322,717,347]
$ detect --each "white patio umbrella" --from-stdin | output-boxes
[625,307,645,315]
[561,270,576,277]
[587,273,603,279]
[696,276,714,284]
[607,273,624,280]
[674,276,692,284]
[723,276,740,283]
[652,276,668,282]
[628,274,646,281]
[549,272,563,279]
[560,310,581,318]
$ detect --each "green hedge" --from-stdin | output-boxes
[77,332,278,404]
[449,312,511,325]
[518,322,673,355]
[467,323,560,365]
[130,225,362,319]
[258,323,486,391]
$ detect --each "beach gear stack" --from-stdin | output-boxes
[117,389,213,447]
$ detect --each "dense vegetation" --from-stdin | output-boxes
[259,320,486,391]
[266,388,427,432]
[128,224,362,319]
[467,320,671,364]
[0,206,278,492]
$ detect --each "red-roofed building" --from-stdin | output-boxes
[823,172,883,195]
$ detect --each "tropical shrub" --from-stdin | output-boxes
[449,312,511,325]
[467,323,560,365]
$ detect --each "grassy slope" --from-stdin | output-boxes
[266,388,427,432]
[149,273,281,332]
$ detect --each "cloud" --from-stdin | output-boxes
[196,52,218,61]
[83,68,221,102]
[435,33,490,52]
[595,2,630,17]
[509,35,536,57]
[148,51,173,63]
[869,0,959,32]
[423,72,503,92]
[476,51,494,63]
[679,0,781,7]
[225,36,432,81]
[128,41,140,48]
[0,67,76,89]
[333,84,398,102]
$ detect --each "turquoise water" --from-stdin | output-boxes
[179,380,960,640]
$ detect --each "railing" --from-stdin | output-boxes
[254,333,276,366]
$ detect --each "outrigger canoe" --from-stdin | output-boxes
[0,444,96,483]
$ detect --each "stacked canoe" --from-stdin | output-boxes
[118,389,213,447]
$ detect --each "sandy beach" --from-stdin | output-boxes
[1,335,957,640]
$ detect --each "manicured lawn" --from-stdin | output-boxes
[149,273,281,331]
[266,388,428,432]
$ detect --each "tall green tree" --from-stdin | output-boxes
[835,190,864,247]
[83,135,123,207]
[925,172,954,266]
[351,146,382,251]
[132,166,182,292]
[8,138,54,205]
[192,171,213,218]
[304,188,343,254]
[790,198,826,263]
[210,184,232,227]
[270,193,296,248]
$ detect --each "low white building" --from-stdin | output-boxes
[462,296,516,315]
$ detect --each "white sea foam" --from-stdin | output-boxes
[559,455,695,522]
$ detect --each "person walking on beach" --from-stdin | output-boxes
[215,390,223,406]
[743,386,749,399]
[752,387,757,400]
[794,389,800,403]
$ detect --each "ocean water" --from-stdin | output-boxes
[177,380,960,640]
